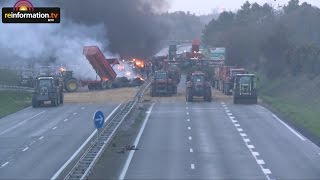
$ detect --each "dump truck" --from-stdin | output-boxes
[150,70,174,97]
[186,71,212,102]
[82,46,118,90]
[233,74,258,104]
[32,76,64,107]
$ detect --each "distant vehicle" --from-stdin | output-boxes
[233,74,258,104]
[186,71,212,102]
[18,69,35,87]
[60,70,79,92]
[150,70,174,97]
[32,76,64,107]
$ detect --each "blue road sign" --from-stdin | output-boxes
[93,111,105,129]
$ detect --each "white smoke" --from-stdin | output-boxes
[0,1,109,79]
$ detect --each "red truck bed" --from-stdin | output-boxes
[83,46,118,82]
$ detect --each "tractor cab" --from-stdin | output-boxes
[233,74,258,104]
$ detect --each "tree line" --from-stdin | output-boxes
[202,0,320,78]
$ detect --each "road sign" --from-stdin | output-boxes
[93,111,105,129]
[210,47,226,61]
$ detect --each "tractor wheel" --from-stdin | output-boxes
[60,93,64,104]
[252,96,258,104]
[32,96,38,108]
[173,85,177,94]
[206,88,212,102]
[187,88,193,102]
[51,98,58,107]
[88,84,93,90]
[65,78,79,92]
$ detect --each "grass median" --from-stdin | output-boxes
[0,91,32,118]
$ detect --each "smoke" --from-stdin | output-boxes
[60,0,170,58]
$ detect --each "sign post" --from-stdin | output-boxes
[93,111,105,142]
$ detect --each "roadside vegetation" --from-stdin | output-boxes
[202,0,320,141]
[0,91,32,118]
[0,68,19,85]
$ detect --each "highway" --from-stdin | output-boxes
[122,76,320,180]
[0,102,119,179]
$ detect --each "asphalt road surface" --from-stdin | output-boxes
[123,77,320,179]
[0,102,119,179]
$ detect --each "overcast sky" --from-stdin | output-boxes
[168,0,320,14]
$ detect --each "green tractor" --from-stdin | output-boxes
[233,74,258,104]
[60,70,79,92]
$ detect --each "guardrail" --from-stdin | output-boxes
[52,80,150,180]
[0,85,33,92]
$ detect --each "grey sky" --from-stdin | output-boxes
[168,0,320,14]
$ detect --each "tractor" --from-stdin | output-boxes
[186,71,212,102]
[32,76,64,108]
[150,70,174,97]
[233,74,258,104]
[60,70,79,92]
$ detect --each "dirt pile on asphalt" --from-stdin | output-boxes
[64,87,138,104]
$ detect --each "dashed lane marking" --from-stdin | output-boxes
[187,112,189,115]
[189,136,192,140]
[244,138,250,143]
[235,124,240,127]
[22,147,29,152]
[263,169,272,175]
[39,136,44,140]
[191,164,195,169]
[240,133,247,137]
[64,119,68,122]
[227,113,233,116]
[232,120,238,123]
[247,144,255,149]
[52,126,57,130]
[226,110,231,113]
[190,148,193,153]
[237,128,243,132]
[81,107,85,110]
[1,162,9,168]
[187,119,190,122]
[73,112,77,115]
[188,127,191,130]
[252,151,260,156]
[257,159,265,165]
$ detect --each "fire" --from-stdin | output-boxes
[132,58,145,69]
[59,67,66,72]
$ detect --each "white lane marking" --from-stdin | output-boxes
[191,164,195,169]
[235,124,240,127]
[227,113,233,116]
[223,106,228,108]
[189,136,192,140]
[186,107,189,110]
[229,116,235,119]
[232,120,238,123]
[73,112,77,115]
[247,144,255,149]
[1,162,9,168]
[240,133,247,137]
[257,159,265,165]
[318,153,320,155]
[0,111,45,136]
[81,107,85,110]
[52,126,57,130]
[226,110,231,113]
[190,148,193,153]
[39,136,44,140]
[52,104,122,180]
[244,138,250,143]
[119,103,155,180]
[237,128,243,132]
[187,112,189,115]
[64,119,68,122]
[221,102,225,105]
[263,169,272,174]
[187,119,190,122]
[188,127,191,130]
[252,152,260,156]
[22,147,29,152]
[272,114,306,141]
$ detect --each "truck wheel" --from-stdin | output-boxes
[107,81,113,89]
[65,78,79,92]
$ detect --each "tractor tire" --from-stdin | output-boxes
[65,78,79,92]
[173,85,177,94]
[32,96,38,108]
[206,88,212,102]
[51,98,58,107]
[187,88,193,102]
[60,93,64,104]
[88,84,93,90]
[252,97,258,104]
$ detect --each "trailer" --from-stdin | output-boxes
[82,46,119,90]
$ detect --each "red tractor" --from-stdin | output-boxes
[150,70,174,97]
[186,71,212,102]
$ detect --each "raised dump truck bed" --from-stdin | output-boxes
[82,46,119,89]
